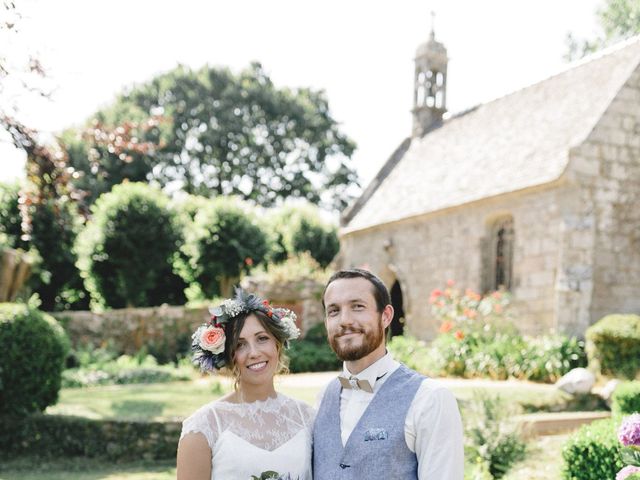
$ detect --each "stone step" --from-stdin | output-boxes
[517,411,611,437]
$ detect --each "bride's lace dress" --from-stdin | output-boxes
[180,393,314,480]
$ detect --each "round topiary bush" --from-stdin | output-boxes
[0,303,70,416]
[77,182,186,308]
[586,314,640,380]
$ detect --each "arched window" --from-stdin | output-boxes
[483,216,515,292]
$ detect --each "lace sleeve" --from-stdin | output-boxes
[296,400,316,430]
[180,403,219,451]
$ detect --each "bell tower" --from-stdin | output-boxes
[412,12,448,137]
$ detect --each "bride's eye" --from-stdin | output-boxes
[258,335,270,342]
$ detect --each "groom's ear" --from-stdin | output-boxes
[381,304,393,329]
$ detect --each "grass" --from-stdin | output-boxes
[0,457,175,480]
[7,373,584,480]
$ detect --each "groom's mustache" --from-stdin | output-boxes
[334,328,365,338]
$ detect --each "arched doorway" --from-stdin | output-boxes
[390,280,405,337]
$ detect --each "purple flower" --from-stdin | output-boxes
[619,414,640,447]
[617,465,640,480]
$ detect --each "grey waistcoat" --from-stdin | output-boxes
[313,364,424,479]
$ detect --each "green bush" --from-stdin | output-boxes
[562,418,624,480]
[612,381,640,416]
[0,413,179,460]
[0,181,27,250]
[464,392,526,479]
[287,322,341,373]
[265,204,339,268]
[586,314,640,380]
[0,303,70,415]
[77,183,186,308]
[182,197,269,297]
[387,335,434,374]
[61,351,193,388]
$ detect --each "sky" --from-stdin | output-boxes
[1,0,603,189]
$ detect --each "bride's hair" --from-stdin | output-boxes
[225,310,290,389]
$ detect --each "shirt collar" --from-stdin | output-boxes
[342,351,396,387]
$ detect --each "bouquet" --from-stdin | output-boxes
[617,413,640,480]
[250,472,297,480]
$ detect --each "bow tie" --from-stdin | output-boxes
[338,376,374,393]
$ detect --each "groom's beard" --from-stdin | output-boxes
[328,317,384,361]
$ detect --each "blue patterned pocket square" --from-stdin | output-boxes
[364,428,388,441]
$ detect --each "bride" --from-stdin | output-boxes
[177,289,314,480]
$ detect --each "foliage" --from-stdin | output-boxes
[386,335,434,374]
[69,63,358,210]
[565,0,640,60]
[0,181,27,250]
[62,351,193,388]
[76,182,186,308]
[0,413,179,461]
[586,314,640,380]
[62,118,163,205]
[562,418,624,480]
[0,303,70,415]
[428,282,586,382]
[464,392,526,479]
[612,381,640,416]
[249,251,330,285]
[181,196,268,297]
[264,203,339,267]
[287,322,341,373]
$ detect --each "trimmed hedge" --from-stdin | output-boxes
[287,322,341,373]
[0,414,180,461]
[562,418,624,480]
[0,303,70,416]
[586,314,640,380]
[612,381,640,416]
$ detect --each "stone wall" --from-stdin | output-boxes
[53,305,209,360]
[568,63,640,328]
[240,277,325,334]
[340,184,564,339]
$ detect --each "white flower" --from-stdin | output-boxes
[222,299,243,317]
[280,311,300,340]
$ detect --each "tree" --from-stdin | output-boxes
[76,183,187,308]
[68,63,358,210]
[565,0,640,61]
[181,196,269,298]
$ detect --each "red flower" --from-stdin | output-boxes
[454,330,465,341]
[429,289,443,304]
[494,304,503,314]
[446,279,456,287]
[439,321,453,333]
[244,257,254,266]
[266,310,273,318]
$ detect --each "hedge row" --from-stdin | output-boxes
[0,414,180,461]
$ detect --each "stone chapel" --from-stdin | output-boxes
[338,31,640,339]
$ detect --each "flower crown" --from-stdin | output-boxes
[191,288,301,372]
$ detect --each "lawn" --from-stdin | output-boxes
[1,373,582,480]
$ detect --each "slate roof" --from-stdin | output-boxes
[344,36,640,233]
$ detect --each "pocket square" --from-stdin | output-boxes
[364,428,388,441]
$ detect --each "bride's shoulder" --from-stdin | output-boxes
[280,394,316,419]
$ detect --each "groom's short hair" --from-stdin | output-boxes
[323,268,391,313]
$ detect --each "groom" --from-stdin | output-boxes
[313,269,464,479]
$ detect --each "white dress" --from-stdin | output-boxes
[180,393,314,480]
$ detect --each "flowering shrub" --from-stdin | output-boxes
[428,281,586,382]
[617,414,640,480]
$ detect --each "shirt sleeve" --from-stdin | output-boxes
[405,379,464,480]
[180,405,218,452]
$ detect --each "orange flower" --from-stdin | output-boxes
[199,326,226,354]
[494,304,503,314]
[439,321,453,333]
[463,308,477,319]
[491,291,502,299]
[454,330,465,341]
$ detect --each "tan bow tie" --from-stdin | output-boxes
[338,376,374,393]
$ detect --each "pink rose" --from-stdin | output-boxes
[199,326,225,354]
